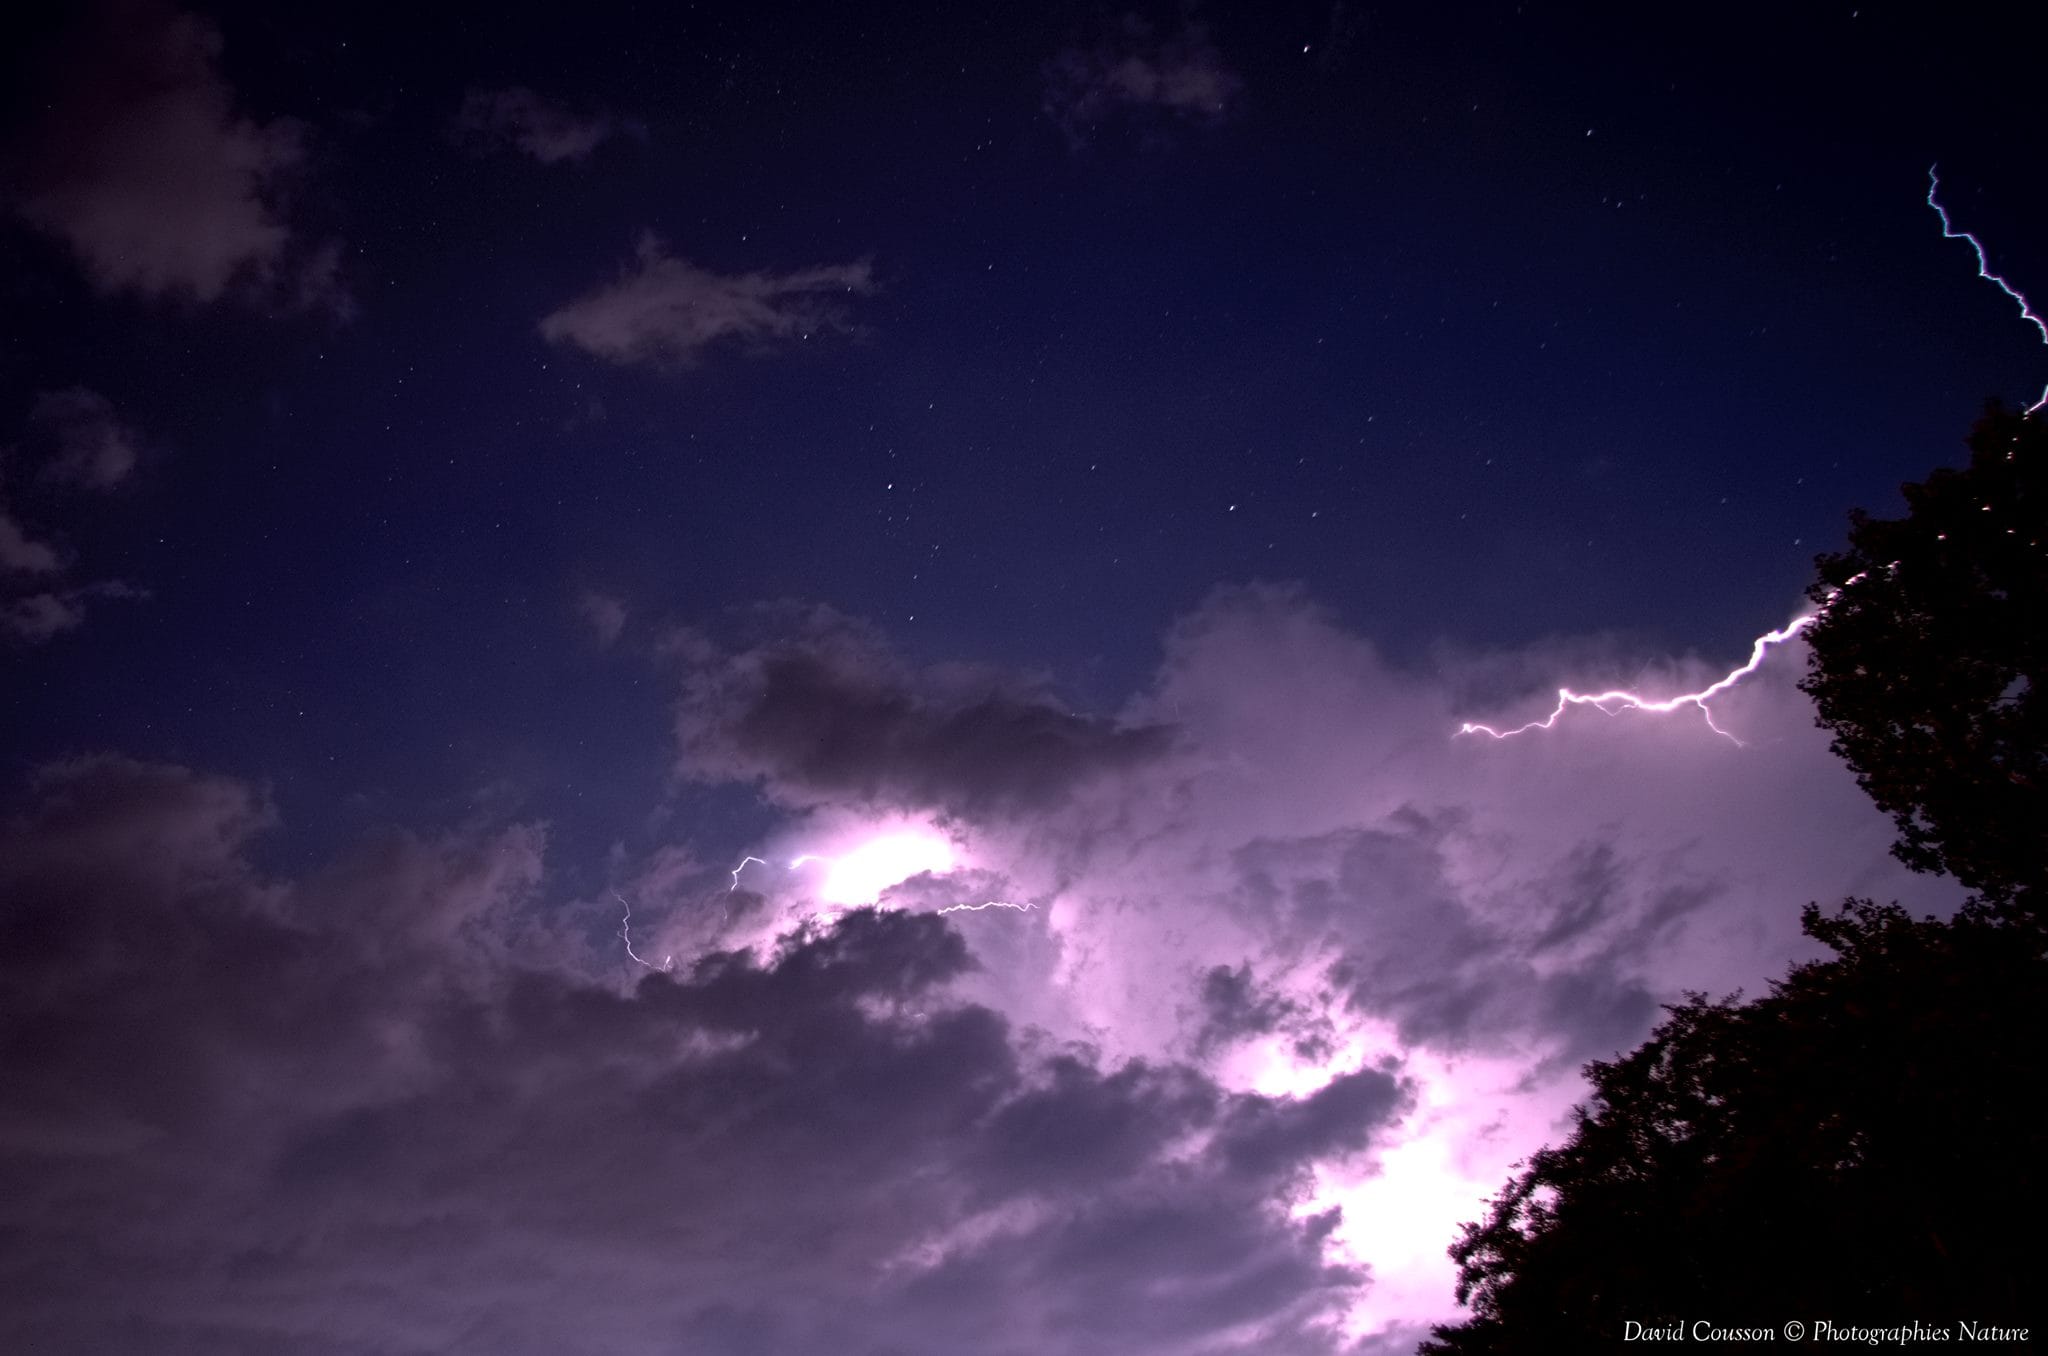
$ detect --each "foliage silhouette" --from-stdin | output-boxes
[1803,404,2047,924]
[1420,902,2047,1353]
[1422,409,2048,1352]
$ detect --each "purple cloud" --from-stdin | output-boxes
[541,236,876,370]
[0,754,1415,1354]
[0,585,1964,1347]
[3,1,345,311]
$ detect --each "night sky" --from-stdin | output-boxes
[1,2,2040,1352]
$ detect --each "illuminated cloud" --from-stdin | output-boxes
[3,1,345,311]
[0,591,1966,1348]
[0,755,1415,1355]
[661,584,1960,1340]
[541,235,877,370]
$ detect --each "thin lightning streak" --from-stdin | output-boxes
[729,855,767,891]
[937,900,1036,915]
[614,891,673,972]
[1457,616,1815,746]
[1927,164,2048,413]
[1452,169,2014,749]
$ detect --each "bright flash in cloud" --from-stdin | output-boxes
[789,827,957,904]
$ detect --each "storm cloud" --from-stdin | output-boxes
[0,754,1413,1356]
[0,586,1961,1351]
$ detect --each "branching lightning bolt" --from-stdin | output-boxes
[729,855,767,891]
[1927,165,2048,413]
[937,900,1036,915]
[1458,170,2035,748]
[614,891,674,972]
[1458,617,1816,745]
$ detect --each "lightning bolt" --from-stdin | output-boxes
[1457,170,2030,748]
[937,900,1036,915]
[1457,616,1815,745]
[614,891,674,972]
[1927,164,2048,413]
[729,855,767,891]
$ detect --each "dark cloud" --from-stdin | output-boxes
[1214,1066,1411,1182]
[0,507,60,575]
[648,584,1956,1337]
[1235,814,1679,1064]
[454,86,638,165]
[0,757,1413,1354]
[541,235,875,370]
[673,611,1176,816]
[1193,962,1335,1061]
[1044,17,1242,142]
[1,394,147,643]
[23,388,141,490]
[2,1,344,310]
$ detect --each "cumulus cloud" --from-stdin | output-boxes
[1045,17,1243,141]
[2,0,344,310]
[0,586,1963,1346]
[0,755,1415,1355]
[671,606,1175,815]
[658,583,1960,1338]
[454,86,637,164]
[540,234,877,370]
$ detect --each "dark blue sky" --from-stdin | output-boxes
[4,1,2042,866]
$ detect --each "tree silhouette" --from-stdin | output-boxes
[1419,901,2047,1353]
[1802,405,2047,924]
[1422,409,2048,1352]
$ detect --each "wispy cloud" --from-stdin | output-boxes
[1045,17,1242,141]
[25,388,142,491]
[541,234,876,369]
[1,389,148,643]
[454,86,639,165]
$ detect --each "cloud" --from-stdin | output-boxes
[24,387,142,490]
[575,589,628,647]
[3,0,344,310]
[671,606,1175,815]
[0,755,1415,1355]
[540,235,876,370]
[1,582,144,644]
[1,392,148,643]
[1044,17,1243,141]
[454,86,637,164]
[659,583,1960,1338]
[0,586,1965,1348]
[0,509,61,575]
